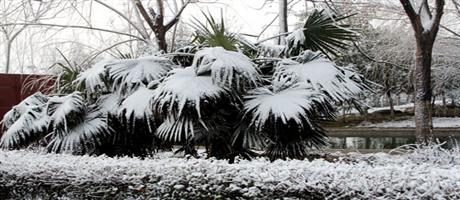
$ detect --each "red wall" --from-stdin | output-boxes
[0,74,54,124]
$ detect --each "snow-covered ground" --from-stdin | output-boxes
[1,147,459,199]
[359,117,460,128]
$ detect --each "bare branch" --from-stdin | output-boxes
[0,22,146,41]
[94,0,148,39]
[429,0,445,38]
[440,24,460,39]
[131,0,156,32]
[399,0,418,28]
[165,0,189,30]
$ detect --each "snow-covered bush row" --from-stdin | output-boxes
[0,148,459,199]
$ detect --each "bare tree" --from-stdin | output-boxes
[278,0,288,44]
[131,0,189,52]
[399,0,445,145]
[0,0,66,73]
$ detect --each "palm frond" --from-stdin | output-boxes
[156,115,196,142]
[192,47,261,90]
[191,10,238,51]
[0,106,49,149]
[153,67,228,118]
[52,50,85,94]
[242,83,335,160]
[47,92,87,134]
[274,55,370,102]
[1,92,48,129]
[107,55,174,95]
[285,9,357,57]
[47,108,111,155]
[74,60,113,94]
[96,93,120,115]
[244,84,332,130]
[118,85,156,131]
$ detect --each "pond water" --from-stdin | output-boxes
[328,136,460,149]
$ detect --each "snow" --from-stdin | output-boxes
[47,92,86,131]
[258,43,285,57]
[1,92,48,129]
[1,147,459,199]
[47,110,110,154]
[107,55,174,93]
[0,107,49,149]
[153,67,227,118]
[74,59,112,93]
[0,92,49,149]
[285,28,305,50]
[244,84,328,129]
[359,117,460,128]
[192,47,261,88]
[118,85,155,119]
[96,93,120,114]
[274,58,367,102]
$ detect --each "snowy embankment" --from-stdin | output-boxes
[1,148,459,199]
[359,117,460,128]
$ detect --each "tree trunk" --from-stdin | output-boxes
[278,0,288,45]
[5,40,12,73]
[386,90,395,118]
[155,29,168,52]
[414,37,434,145]
[442,92,447,116]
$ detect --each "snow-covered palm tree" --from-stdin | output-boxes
[1,9,372,161]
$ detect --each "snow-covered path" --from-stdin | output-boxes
[359,117,460,128]
[1,149,459,199]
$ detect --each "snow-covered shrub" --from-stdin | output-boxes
[1,149,459,199]
[1,9,370,160]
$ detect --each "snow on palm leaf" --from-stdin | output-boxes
[274,55,369,102]
[119,85,155,119]
[74,60,112,94]
[0,92,49,149]
[118,85,156,132]
[47,108,110,155]
[47,92,87,133]
[153,67,236,143]
[242,83,334,160]
[192,47,261,90]
[1,92,48,129]
[153,67,228,118]
[96,93,120,115]
[108,55,174,94]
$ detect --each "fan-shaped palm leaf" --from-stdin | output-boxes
[285,9,357,57]
[74,60,113,94]
[47,107,111,155]
[107,55,174,95]
[192,10,238,51]
[47,92,87,133]
[242,83,334,160]
[192,47,261,90]
[0,107,49,149]
[0,92,49,149]
[1,92,48,129]
[153,67,229,118]
[274,55,370,102]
